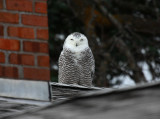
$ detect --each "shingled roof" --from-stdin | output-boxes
[4,81,160,119]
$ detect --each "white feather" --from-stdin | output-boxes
[63,33,89,53]
[59,32,95,87]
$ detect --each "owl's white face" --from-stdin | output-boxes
[63,32,89,52]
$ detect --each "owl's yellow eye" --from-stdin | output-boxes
[70,39,74,41]
[80,39,83,41]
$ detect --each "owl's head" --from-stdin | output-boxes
[63,32,89,52]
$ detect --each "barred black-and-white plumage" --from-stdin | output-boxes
[58,32,95,87]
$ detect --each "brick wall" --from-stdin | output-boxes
[0,0,50,81]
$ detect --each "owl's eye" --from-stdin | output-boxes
[70,39,74,41]
[80,39,83,41]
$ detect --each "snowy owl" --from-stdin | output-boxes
[58,32,95,87]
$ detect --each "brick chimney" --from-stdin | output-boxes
[0,0,50,81]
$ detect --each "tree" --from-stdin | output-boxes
[48,0,160,87]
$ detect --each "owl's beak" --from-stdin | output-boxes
[76,43,78,47]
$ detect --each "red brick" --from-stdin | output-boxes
[23,67,50,80]
[0,52,5,63]
[37,29,48,40]
[0,25,3,36]
[0,38,20,51]
[0,65,18,78]
[6,0,33,12]
[0,0,3,9]
[8,27,35,39]
[38,55,50,67]
[23,41,48,53]
[22,14,48,27]
[35,2,47,13]
[0,12,19,24]
[9,53,34,66]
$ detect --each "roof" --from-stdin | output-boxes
[50,82,102,101]
[0,97,50,119]
[4,81,160,119]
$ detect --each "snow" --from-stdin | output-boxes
[52,64,58,70]
[112,61,160,88]
[55,34,65,40]
[154,37,160,41]
[112,75,136,88]
[138,62,152,82]
[96,38,101,46]
[141,49,146,54]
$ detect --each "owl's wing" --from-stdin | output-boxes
[58,51,65,82]
[89,49,95,79]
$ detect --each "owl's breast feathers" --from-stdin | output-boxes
[58,47,95,86]
[63,48,90,61]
